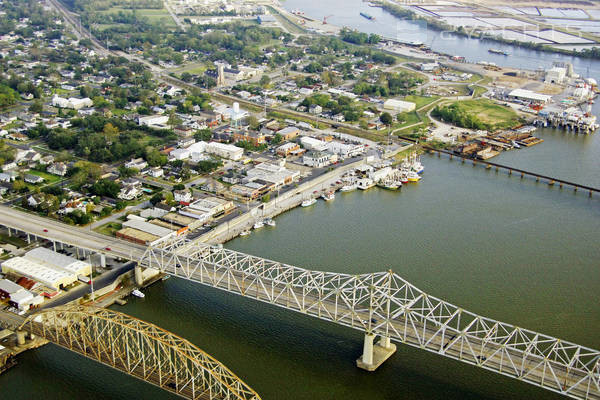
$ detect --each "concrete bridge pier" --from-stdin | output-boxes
[356,333,396,371]
[16,330,26,345]
[134,264,144,286]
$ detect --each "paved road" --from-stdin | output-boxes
[89,201,151,229]
[0,206,146,260]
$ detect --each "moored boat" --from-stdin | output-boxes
[131,289,145,298]
[357,178,375,190]
[322,191,335,201]
[340,182,357,192]
[253,220,264,229]
[406,171,421,182]
[265,218,276,227]
[301,198,317,207]
[240,230,251,236]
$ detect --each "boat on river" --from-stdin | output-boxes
[302,198,317,207]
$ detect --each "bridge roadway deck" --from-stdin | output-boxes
[156,260,598,400]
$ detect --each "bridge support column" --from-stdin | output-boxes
[356,334,396,372]
[134,264,144,286]
[16,330,26,345]
[26,234,31,244]
[7,227,10,237]
[100,254,106,268]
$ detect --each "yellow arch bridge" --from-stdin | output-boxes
[18,305,260,400]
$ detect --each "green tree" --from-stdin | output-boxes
[29,99,43,113]
[380,112,393,126]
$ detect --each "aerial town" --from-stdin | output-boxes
[0,0,598,399]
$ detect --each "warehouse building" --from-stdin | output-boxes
[206,142,244,160]
[383,99,416,113]
[2,257,77,290]
[24,247,91,277]
[507,89,552,105]
[0,279,23,299]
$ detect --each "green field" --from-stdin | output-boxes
[28,170,62,184]
[94,222,123,237]
[437,99,522,130]
[403,95,440,110]
[100,7,175,26]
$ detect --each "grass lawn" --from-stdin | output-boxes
[0,233,27,248]
[28,170,62,184]
[394,110,421,128]
[94,222,123,237]
[471,85,488,97]
[403,95,440,110]
[441,99,522,130]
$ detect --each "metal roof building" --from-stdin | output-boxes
[24,247,91,277]
[2,257,77,290]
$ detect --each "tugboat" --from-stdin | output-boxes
[360,12,375,20]
[488,48,509,56]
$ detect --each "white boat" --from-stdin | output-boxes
[131,289,145,298]
[340,183,357,192]
[357,178,375,190]
[511,141,521,149]
[322,191,335,201]
[240,230,251,236]
[162,275,170,281]
[265,218,276,227]
[253,220,264,229]
[301,198,317,207]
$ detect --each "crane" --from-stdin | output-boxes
[323,14,333,24]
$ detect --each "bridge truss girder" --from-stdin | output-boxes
[20,305,261,400]
[141,237,600,400]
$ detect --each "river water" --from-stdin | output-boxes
[2,2,600,399]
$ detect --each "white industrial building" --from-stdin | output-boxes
[138,114,169,127]
[24,247,92,277]
[383,99,416,113]
[245,162,300,187]
[205,142,243,160]
[327,141,365,158]
[303,151,337,168]
[545,67,567,84]
[10,289,43,311]
[2,257,77,290]
[507,89,552,105]
[51,95,93,110]
[169,148,191,160]
[123,217,175,239]
[300,136,328,152]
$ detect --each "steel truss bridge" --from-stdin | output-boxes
[18,305,261,400]
[141,237,600,400]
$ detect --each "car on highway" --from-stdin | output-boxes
[105,247,111,251]
[43,229,48,232]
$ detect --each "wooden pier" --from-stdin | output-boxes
[427,148,599,197]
